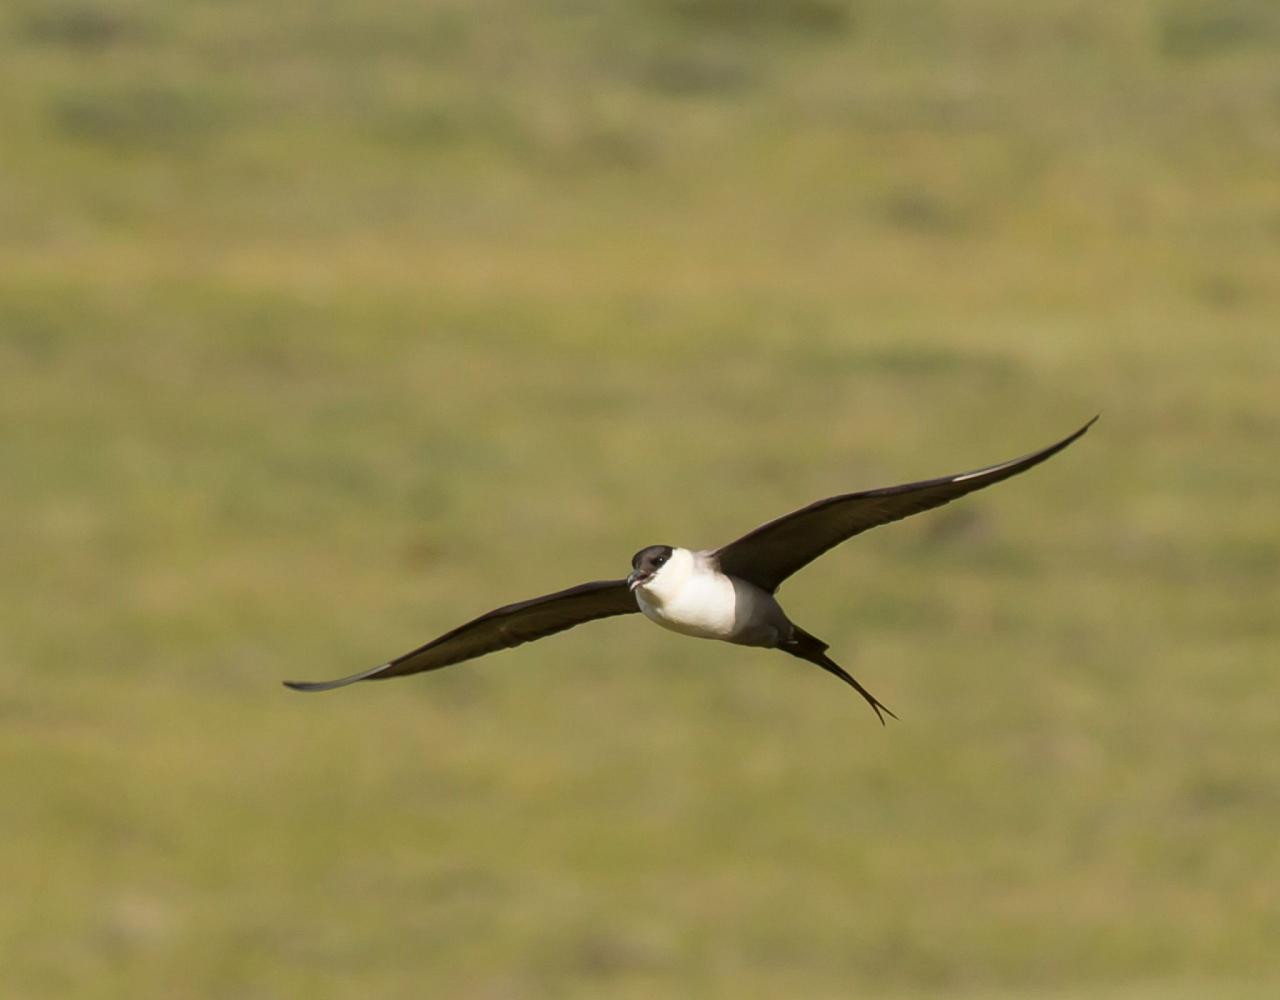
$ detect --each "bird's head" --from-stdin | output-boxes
[627,544,675,592]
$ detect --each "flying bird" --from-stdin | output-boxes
[285,417,1096,722]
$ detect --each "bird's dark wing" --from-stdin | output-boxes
[284,579,639,692]
[713,417,1097,593]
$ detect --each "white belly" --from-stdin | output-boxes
[636,572,785,647]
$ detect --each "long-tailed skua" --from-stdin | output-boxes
[285,417,1096,722]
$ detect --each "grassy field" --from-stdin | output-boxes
[2,1,1279,996]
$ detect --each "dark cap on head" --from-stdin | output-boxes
[631,545,673,571]
[628,545,674,588]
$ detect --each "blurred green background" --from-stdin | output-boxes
[3,1,1278,997]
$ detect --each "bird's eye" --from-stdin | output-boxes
[654,553,667,565]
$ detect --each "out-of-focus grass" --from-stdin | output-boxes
[2,1,1278,997]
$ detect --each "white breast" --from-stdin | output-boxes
[637,568,738,639]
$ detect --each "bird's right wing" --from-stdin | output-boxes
[284,579,639,692]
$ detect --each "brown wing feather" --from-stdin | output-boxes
[284,579,638,692]
[714,417,1096,593]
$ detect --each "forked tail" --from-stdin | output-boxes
[783,626,897,725]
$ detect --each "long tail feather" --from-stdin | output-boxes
[782,627,897,725]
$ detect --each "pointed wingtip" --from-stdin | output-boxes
[1051,413,1098,454]
[282,679,332,693]
[282,662,393,693]
[1049,414,1100,451]
[1059,413,1100,448]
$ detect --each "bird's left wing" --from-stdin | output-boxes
[284,579,638,692]
[713,417,1096,593]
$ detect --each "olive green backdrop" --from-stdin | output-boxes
[3,2,1277,997]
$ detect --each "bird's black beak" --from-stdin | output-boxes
[627,571,650,591]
